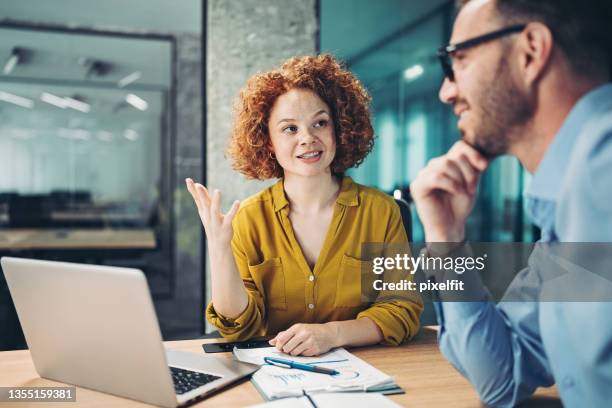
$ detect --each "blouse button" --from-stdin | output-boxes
[308,303,315,310]
[309,275,315,282]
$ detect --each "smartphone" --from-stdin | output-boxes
[202,337,272,353]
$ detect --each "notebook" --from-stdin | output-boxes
[233,346,403,400]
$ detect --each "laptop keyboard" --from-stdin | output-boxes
[170,366,221,395]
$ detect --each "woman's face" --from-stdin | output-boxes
[268,88,336,179]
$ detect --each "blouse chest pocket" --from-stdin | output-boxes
[248,257,287,311]
[333,254,371,308]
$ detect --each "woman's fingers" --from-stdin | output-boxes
[223,200,241,227]
[186,179,210,225]
[273,329,295,352]
[289,338,312,356]
[210,189,221,218]
[282,330,308,355]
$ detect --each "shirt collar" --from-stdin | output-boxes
[526,83,612,203]
[272,176,359,212]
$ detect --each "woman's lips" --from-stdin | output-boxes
[296,151,322,163]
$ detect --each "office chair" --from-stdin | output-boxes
[393,198,412,242]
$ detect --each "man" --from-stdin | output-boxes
[410,0,612,406]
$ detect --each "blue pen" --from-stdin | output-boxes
[264,356,339,375]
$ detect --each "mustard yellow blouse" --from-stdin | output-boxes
[206,176,422,345]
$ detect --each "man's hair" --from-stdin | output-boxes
[458,0,612,80]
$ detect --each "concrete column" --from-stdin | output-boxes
[205,0,318,327]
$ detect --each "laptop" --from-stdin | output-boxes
[1,257,258,407]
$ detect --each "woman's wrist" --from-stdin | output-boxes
[324,321,343,348]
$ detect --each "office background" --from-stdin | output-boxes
[0,0,535,351]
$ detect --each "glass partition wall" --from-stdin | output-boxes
[321,0,533,243]
[0,24,175,350]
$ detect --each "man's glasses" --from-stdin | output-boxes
[437,24,527,81]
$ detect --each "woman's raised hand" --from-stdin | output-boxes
[185,178,240,246]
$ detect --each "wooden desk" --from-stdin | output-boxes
[0,327,559,407]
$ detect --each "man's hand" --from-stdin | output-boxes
[410,141,489,242]
[269,323,338,356]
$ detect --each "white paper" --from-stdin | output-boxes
[247,393,402,408]
[233,347,395,400]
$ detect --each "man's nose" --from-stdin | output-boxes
[439,77,457,105]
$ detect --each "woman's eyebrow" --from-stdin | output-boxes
[276,118,295,125]
[311,110,329,118]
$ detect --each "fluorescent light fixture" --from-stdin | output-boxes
[124,129,140,141]
[404,64,424,81]
[3,55,18,75]
[97,131,114,142]
[0,91,34,109]
[125,93,148,111]
[64,96,91,113]
[40,92,68,109]
[118,71,142,88]
[3,47,26,75]
[9,128,35,140]
[58,128,90,140]
[393,189,402,200]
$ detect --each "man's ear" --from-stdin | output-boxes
[516,22,554,86]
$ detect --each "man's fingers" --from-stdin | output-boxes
[432,157,464,188]
[429,172,465,195]
[450,140,489,171]
[448,156,480,194]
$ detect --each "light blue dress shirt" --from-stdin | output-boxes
[434,84,612,407]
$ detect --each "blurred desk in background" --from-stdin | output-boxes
[0,229,156,250]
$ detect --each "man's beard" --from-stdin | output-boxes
[465,58,534,159]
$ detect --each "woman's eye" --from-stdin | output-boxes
[283,125,298,133]
[314,119,328,128]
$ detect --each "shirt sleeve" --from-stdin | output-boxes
[205,223,266,341]
[434,249,554,407]
[357,202,423,345]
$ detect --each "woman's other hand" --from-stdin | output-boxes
[269,323,339,356]
[185,178,240,247]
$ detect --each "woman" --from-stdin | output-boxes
[186,54,421,356]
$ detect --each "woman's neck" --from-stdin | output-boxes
[283,172,341,215]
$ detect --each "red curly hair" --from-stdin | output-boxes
[227,54,374,180]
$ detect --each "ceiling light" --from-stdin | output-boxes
[64,96,91,113]
[125,94,148,111]
[124,129,140,141]
[118,71,142,88]
[97,131,114,142]
[40,92,68,109]
[0,91,34,108]
[3,47,27,75]
[58,128,90,141]
[404,64,424,82]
